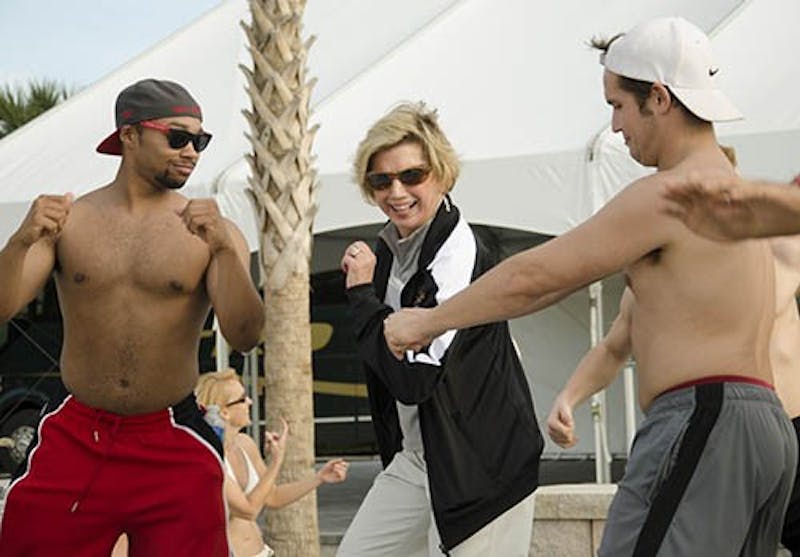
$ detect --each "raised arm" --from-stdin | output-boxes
[547,288,634,448]
[0,195,71,322]
[384,176,682,354]
[225,425,287,520]
[183,198,263,351]
[662,174,800,240]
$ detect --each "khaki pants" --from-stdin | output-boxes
[337,450,535,557]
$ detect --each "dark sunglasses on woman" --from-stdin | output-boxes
[140,120,213,152]
[366,167,430,191]
[225,395,249,407]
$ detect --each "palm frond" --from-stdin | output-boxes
[0,79,71,139]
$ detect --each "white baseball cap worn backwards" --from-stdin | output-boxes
[601,17,742,122]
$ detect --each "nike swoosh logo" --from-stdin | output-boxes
[709,67,719,76]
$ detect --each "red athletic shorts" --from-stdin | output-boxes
[0,394,229,557]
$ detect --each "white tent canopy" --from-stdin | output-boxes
[0,0,461,246]
[1,0,797,458]
[0,0,750,248]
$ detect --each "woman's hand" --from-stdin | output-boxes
[316,458,349,484]
[264,417,289,462]
[340,241,377,288]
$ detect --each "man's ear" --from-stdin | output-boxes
[119,124,139,151]
[650,82,672,115]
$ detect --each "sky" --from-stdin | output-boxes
[0,0,223,90]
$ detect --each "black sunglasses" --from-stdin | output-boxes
[225,395,249,407]
[140,121,213,152]
[365,167,430,191]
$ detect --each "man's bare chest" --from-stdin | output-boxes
[57,215,210,296]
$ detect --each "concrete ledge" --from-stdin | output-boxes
[320,532,343,545]
[322,484,619,556]
[534,483,617,520]
[531,483,616,557]
[320,532,342,557]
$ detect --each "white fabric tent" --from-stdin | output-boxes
[1,0,796,458]
[0,0,461,246]
[0,0,748,247]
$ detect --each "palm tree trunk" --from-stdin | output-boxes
[241,0,319,554]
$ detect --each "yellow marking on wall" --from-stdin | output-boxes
[313,380,368,398]
[311,323,334,351]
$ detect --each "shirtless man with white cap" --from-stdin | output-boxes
[385,18,797,556]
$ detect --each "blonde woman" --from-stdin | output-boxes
[337,103,543,556]
[196,369,348,557]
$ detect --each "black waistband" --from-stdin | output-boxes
[65,392,201,428]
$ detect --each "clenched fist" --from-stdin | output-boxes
[177,198,234,253]
[13,193,74,247]
[546,394,578,449]
[340,241,376,288]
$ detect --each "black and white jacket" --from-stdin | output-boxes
[346,199,544,551]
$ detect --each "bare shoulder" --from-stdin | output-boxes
[66,187,106,214]
[224,218,247,240]
[223,218,251,259]
[59,188,112,232]
[576,172,685,244]
[235,431,261,455]
[608,172,674,208]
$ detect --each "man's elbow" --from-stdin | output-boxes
[509,253,577,310]
[0,303,17,325]
[226,315,265,352]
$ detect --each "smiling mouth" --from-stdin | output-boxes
[390,201,417,213]
[172,164,195,176]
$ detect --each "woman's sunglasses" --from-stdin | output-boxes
[225,395,249,407]
[139,120,213,152]
[365,167,430,191]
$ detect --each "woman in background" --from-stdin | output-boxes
[196,368,349,557]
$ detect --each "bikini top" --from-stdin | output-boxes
[224,445,259,494]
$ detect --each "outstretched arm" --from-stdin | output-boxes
[547,288,634,448]
[264,458,348,509]
[384,176,682,355]
[662,173,800,240]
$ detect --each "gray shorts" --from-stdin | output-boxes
[599,381,797,557]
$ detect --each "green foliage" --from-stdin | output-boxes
[0,80,71,139]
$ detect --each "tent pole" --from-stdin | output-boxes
[589,281,611,483]
[214,315,230,373]
[623,361,637,455]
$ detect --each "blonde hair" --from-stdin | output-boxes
[195,368,240,408]
[353,102,460,202]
